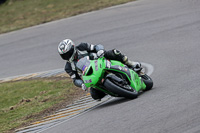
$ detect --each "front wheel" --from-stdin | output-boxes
[103,78,138,99]
[141,74,153,91]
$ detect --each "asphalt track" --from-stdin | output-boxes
[1,0,200,132]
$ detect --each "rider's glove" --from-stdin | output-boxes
[81,84,88,91]
[97,50,105,58]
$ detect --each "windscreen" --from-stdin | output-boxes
[76,56,91,73]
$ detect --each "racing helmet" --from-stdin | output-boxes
[58,39,76,61]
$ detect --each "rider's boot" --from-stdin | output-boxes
[122,56,142,72]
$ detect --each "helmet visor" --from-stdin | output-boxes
[60,46,74,60]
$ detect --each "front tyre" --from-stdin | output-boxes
[141,74,153,91]
[103,79,138,99]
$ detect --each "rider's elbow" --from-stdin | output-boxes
[73,79,84,88]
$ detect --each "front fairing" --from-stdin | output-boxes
[76,57,105,88]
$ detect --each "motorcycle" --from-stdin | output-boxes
[76,56,153,99]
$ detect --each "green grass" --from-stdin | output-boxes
[0,0,135,34]
[0,78,82,133]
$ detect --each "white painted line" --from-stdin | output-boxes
[37,96,113,133]
[57,100,96,112]
[16,96,112,133]
[142,62,154,76]
[0,68,64,81]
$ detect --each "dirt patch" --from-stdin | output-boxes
[26,88,87,119]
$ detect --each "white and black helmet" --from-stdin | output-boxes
[58,39,76,61]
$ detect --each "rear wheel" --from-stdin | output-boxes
[141,74,153,91]
[103,78,138,99]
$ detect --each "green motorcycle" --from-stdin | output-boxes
[76,56,153,99]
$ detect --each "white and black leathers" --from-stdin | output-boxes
[65,43,105,87]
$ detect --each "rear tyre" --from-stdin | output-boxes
[141,74,153,91]
[103,78,138,99]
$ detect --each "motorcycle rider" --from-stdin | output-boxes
[58,39,141,100]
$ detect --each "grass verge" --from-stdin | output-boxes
[0,0,135,34]
[0,77,86,133]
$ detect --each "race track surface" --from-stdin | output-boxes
[1,0,200,132]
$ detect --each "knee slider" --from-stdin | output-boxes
[113,49,121,55]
